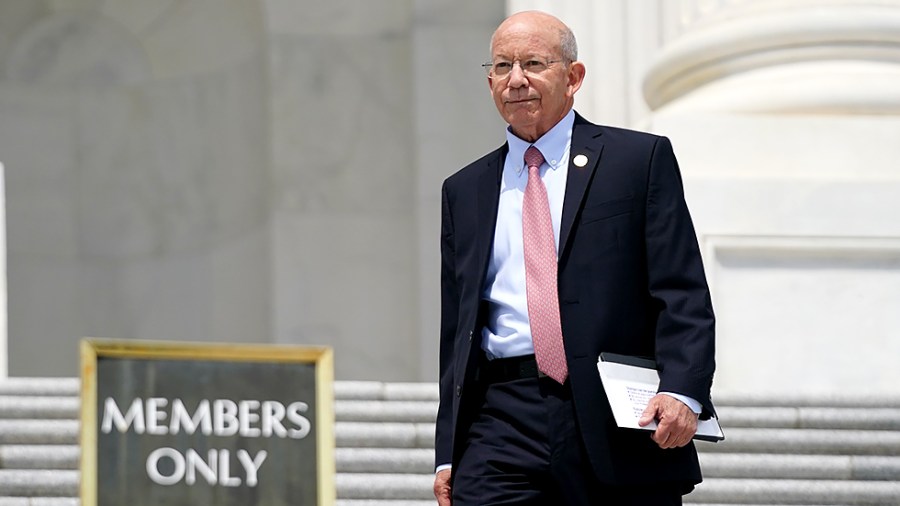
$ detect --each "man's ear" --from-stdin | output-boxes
[567,61,586,96]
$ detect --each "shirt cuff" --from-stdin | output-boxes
[659,392,701,414]
[436,463,452,475]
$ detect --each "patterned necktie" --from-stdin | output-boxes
[522,146,568,384]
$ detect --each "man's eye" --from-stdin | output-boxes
[494,62,513,71]
[523,60,546,71]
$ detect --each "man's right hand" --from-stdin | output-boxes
[433,468,452,506]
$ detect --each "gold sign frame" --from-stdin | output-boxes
[80,338,335,505]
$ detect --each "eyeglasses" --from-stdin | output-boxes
[482,58,566,78]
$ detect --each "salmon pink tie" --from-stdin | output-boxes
[522,146,568,384]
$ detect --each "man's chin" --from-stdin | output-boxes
[504,106,537,119]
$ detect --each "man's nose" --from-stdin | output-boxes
[507,62,528,87]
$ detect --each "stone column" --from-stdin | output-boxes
[643,0,900,395]
[509,0,900,395]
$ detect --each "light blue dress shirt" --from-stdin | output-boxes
[481,110,574,360]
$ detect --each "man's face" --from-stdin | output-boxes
[488,17,584,142]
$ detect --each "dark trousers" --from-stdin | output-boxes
[452,358,682,506]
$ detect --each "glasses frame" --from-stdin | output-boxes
[481,58,567,79]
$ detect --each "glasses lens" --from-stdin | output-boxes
[522,59,548,73]
[492,61,512,77]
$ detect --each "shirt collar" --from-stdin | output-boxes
[506,109,576,176]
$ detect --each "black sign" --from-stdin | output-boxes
[80,339,334,506]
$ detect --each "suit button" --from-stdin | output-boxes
[456,385,462,397]
[468,330,473,342]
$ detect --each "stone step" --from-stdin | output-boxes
[0,423,78,446]
[335,422,435,449]
[335,401,437,423]
[0,471,78,497]
[0,447,78,471]
[695,428,900,455]
[334,382,438,402]
[336,473,433,500]
[716,407,900,431]
[0,499,79,506]
[335,448,433,473]
[690,478,900,504]
[713,392,900,409]
[0,399,78,420]
[699,454,900,480]
[336,502,432,506]
[0,381,78,398]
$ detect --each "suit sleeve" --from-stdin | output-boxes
[435,181,457,467]
[644,136,716,417]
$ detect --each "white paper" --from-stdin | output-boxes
[596,356,724,441]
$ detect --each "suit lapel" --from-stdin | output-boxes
[559,116,604,256]
[475,144,507,283]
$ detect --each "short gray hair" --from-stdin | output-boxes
[559,25,577,62]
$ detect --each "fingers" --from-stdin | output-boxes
[647,395,698,449]
[434,469,452,506]
[654,425,692,449]
[638,397,660,427]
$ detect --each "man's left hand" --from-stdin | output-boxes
[638,394,698,449]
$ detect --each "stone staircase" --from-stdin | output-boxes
[1,378,899,505]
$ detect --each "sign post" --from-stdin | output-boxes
[80,339,334,505]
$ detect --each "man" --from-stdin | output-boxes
[434,10,716,506]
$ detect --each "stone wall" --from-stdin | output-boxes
[0,1,271,377]
[0,0,505,381]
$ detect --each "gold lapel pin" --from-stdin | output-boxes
[573,154,588,167]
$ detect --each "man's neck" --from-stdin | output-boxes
[508,108,574,143]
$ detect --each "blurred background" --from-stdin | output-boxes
[0,0,898,397]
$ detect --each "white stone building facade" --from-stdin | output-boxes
[0,0,898,397]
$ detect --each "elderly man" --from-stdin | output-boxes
[434,10,716,506]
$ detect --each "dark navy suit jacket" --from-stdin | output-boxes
[436,113,716,487]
